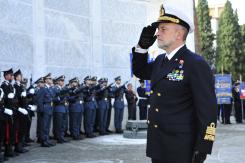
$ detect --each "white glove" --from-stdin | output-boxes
[7,93,15,99]
[29,88,35,94]
[0,88,4,99]
[28,105,37,111]
[21,91,27,97]
[18,107,28,115]
[4,108,13,116]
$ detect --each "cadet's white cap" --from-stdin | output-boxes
[152,3,194,33]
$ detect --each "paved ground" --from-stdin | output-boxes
[7,119,245,163]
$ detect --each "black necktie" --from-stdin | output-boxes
[164,56,169,62]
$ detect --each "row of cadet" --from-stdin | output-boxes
[217,81,245,124]
[0,68,149,162]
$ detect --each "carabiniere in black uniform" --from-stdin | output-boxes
[1,68,18,157]
[13,69,29,153]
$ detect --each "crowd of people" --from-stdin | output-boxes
[0,68,149,162]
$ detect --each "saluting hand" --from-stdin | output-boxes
[138,25,157,49]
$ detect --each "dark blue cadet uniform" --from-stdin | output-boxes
[83,85,98,137]
[68,86,84,139]
[53,85,69,142]
[96,83,111,134]
[36,84,55,146]
[111,84,127,133]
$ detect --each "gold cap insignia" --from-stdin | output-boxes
[204,122,216,142]
[159,4,165,16]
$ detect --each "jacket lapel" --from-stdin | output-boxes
[151,46,186,89]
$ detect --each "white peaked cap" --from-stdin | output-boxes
[152,3,195,33]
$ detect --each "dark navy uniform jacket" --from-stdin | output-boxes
[96,85,110,109]
[36,85,54,115]
[68,86,84,112]
[35,87,43,113]
[83,85,98,110]
[53,86,68,113]
[132,45,217,162]
[111,85,126,109]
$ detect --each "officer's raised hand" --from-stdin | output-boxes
[138,25,157,49]
[192,151,207,163]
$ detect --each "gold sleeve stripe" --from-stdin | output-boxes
[204,122,216,142]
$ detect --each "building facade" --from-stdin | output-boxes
[0,0,194,83]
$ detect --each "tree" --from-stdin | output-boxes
[196,0,215,68]
[239,24,245,80]
[216,1,242,80]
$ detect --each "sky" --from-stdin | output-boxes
[208,0,245,25]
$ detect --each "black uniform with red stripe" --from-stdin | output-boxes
[0,81,16,155]
[132,45,217,163]
[13,82,29,147]
[0,89,6,160]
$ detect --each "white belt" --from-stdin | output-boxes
[138,97,147,100]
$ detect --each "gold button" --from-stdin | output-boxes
[154,125,158,128]
[155,108,159,112]
[150,90,153,94]
[157,93,161,96]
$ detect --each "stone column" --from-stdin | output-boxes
[32,0,46,80]
[90,0,103,76]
